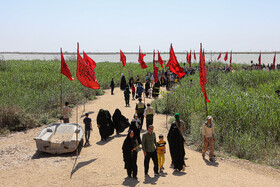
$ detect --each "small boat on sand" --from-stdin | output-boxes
[34,123,84,154]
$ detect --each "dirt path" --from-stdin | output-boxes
[0,87,279,187]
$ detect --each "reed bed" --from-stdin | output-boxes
[0,60,154,133]
[152,68,280,167]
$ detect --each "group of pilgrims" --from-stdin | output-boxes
[95,104,188,179]
[89,73,215,179]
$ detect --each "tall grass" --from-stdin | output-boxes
[152,68,280,167]
[0,60,154,133]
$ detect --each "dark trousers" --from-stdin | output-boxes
[85,130,90,142]
[125,99,129,106]
[132,93,135,99]
[146,118,153,130]
[138,113,144,129]
[127,152,138,177]
[63,118,69,123]
[144,151,158,174]
[111,87,114,94]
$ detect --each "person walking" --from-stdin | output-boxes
[157,134,166,172]
[135,98,146,129]
[110,78,115,95]
[131,84,136,100]
[83,113,92,145]
[142,125,159,176]
[124,85,131,107]
[122,130,139,179]
[62,102,71,123]
[129,114,142,144]
[136,83,143,99]
[202,116,215,162]
[144,103,155,130]
[167,113,186,171]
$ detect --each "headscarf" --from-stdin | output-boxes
[174,113,180,127]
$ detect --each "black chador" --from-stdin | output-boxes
[112,109,130,135]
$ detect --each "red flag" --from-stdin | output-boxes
[153,50,159,83]
[167,44,185,80]
[157,51,164,68]
[194,50,196,60]
[272,52,276,69]
[230,51,232,68]
[217,53,221,60]
[199,43,209,102]
[77,43,100,89]
[83,51,96,74]
[202,49,207,84]
[120,50,126,67]
[138,46,147,69]
[258,51,261,69]
[61,48,74,81]
[187,51,191,67]
[224,52,228,62]
[189,50,192,65]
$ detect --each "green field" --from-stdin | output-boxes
[1,59,279,167]
[0,60,154,133]
[152,66,280,167]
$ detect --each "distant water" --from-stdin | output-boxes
[0,52,279,65]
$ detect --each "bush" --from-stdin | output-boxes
[152,69,280,167]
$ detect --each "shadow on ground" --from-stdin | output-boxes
[143,174,159,185]
[172,170,187,176]
[96,136,114,145]
[70,158,97,178]
[122,177,139,187]
[203,158,219,167]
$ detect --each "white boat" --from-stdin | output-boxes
[34,123,84,154]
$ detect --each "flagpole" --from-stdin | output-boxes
[166,92,168,128]
[75,42,79,157]
[60,48,63,123]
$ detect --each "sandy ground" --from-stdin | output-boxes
[0,87,279,187]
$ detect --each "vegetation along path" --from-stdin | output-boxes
[0,88,279,187]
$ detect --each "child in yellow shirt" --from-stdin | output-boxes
[157,134,166,172]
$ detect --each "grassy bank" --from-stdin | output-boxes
[152,67,280,167]
[0,60,154,134]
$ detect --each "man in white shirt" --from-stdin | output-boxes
[202,116,215,162]
[62,102,71,123]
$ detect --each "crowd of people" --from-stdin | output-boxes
[77,98,216,180]
[62,71,216,180]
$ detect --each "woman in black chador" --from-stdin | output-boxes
[129,114,142,144]
[120,73,127,90]
[124,86,131,106]
[97,109,109,141]
[104,110,114,136]
[167,113,186,171]
[112,109,130,135]
[122,130,138,179]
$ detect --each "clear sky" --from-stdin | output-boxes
[0,0,279,52]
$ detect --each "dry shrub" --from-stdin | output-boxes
[0,106,38,132]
